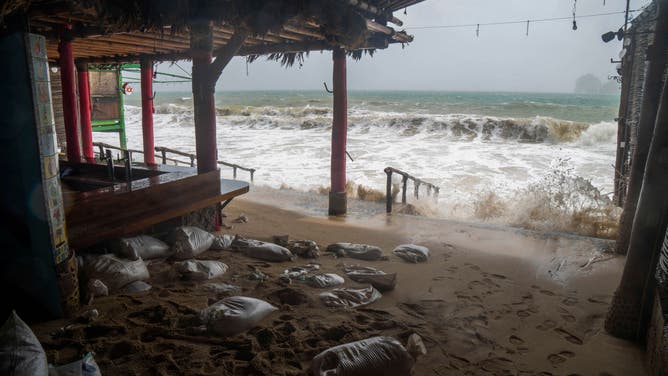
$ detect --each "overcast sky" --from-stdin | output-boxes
[154,0,651,93]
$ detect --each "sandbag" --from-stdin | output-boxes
[320,286,381,308]
[311,336,421,376]
[282,264,321,279]
[0,311,48,376]
[48,353,101,376]
[343,265,396,292]
[232,236,295,262]
[117,235,171,260]
[86,279,108,297]
[326,243,383,261]
[172,226,215,260]
[176,260,228,280]
[307,273,345,288]
[210,234,234,250]
[201,296,278,337]
[274,236,320,259]
[82,254,150,291]
[119,281,152,293]
[392,244,429,263]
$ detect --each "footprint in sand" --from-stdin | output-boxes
[489,273,508,280]
[516,310,531,318]
[539,289,556,296]
[587,295,610,305]
[509,335,525,345]
[561,314,577,323]
[562,297,578,306]
[548,351,576,366]
[536,319,557,331]
[554,328,583,345]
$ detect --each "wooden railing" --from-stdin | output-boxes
[384,167,439,213]
[93,143,256,182]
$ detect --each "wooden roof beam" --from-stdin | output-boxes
[348,0,404,26]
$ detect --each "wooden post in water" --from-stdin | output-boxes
[329,48,348,215]
[606,64,668,341]
[140,58,155,165]
[77,62,94,161]
[385,168,393,213]
[59,25,81,161]
[616,5,668,254]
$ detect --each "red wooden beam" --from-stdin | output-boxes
[140,58,155,165]
[59,26,81,161]
[76,63,93,161]
[329,48,347,215]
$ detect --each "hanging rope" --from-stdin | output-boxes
[526,20,530,36]
[572,0,578,30]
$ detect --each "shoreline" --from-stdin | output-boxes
[31,194,645,375]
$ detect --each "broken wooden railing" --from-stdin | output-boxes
[384,167,439,213]
[154,145,256,182]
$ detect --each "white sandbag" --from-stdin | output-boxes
[311,336,423,376]
[176,260,228,280]
[48,353,101,376]
[0,311,48,376]
[320,286,381,308]
[282,264,321,279]
[326,243,383,261]
[83,254,150,291]
[86,279,108,297]
[210,234,234,250]
[232,236,295,262]
[307,273,345,288]
[201,296,278,337]
[392,244,429,263]
[117,235,171,260]
[343,265,397,292]
[119,281,152,293]
[172,226,215,260]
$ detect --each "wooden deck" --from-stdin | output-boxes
[62,161,248,249]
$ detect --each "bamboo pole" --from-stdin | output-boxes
[617,3,668,254]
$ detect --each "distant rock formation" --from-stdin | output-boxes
[574,74,620,94]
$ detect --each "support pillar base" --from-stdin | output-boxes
[328,191,347,216]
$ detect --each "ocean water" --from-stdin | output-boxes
[98,90,621,237]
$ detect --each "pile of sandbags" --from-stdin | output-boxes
[175,260,228,280]
[114,235,171,260]
[171,226,216,260]
[82,254,150,292]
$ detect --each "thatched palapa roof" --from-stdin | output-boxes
[0,0,424,64]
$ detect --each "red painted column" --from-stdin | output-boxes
[59,26,81,161]
[77,63,93,161]
[191,22,218,174]
[140,58,156,165]
[329,48,347,215]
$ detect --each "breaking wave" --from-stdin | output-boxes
[129,103,611,145]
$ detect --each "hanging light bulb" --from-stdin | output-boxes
[572,20,578,30]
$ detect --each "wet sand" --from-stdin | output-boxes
[32,195,646,375]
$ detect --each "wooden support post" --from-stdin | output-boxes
[191,21,217,174]
[140,58,155,165]
[59,26,81,161]
[614,39,635,206]
[616,3,668,254]
[77,62,93,161]
[401,175,408,204]
[605,66,668,341]
[329,48,347,215]
[385,168,393,213]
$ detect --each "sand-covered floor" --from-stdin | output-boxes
[32,196,646,375]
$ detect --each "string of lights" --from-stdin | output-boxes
[406,9,641,31]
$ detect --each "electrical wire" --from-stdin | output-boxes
[406,9,641,30]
